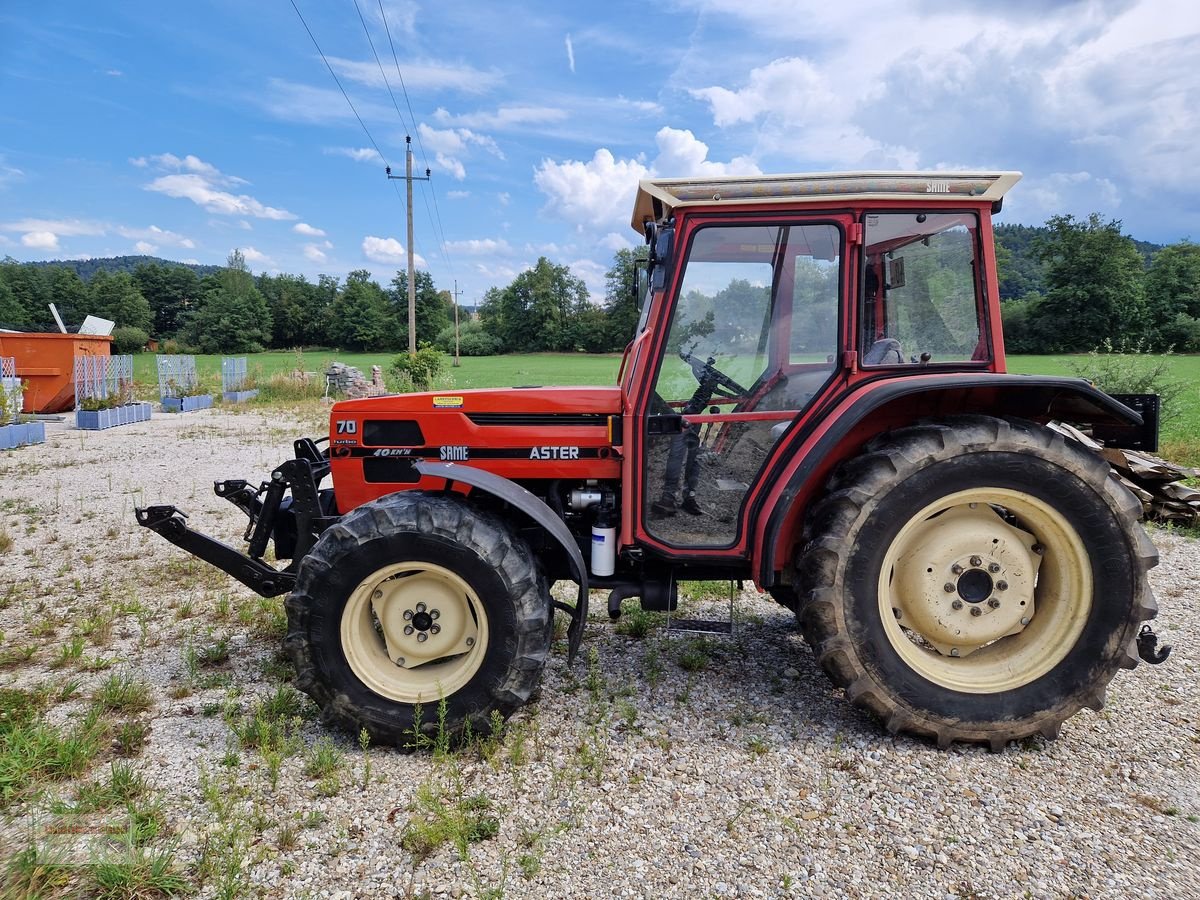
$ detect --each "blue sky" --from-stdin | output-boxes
[1,0,1197,305]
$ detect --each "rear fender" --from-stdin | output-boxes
[414,461,588,663]
[755,374,1145,588]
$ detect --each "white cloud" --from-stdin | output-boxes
[567,257,609,299]
[326,57,502,95]
[496,192,510,206]
[600,232,633,252]
[133,153,242,183]
[362,235,426,267]
[370,0,418,36]
[534,127,760,234]
[417,124,503,181]
[432,105,568,130]
[257,79,393,125]
[116,225,195,248]
[106,69,123,77]
[2,218,105,237]
[21,231,60,251]
[565,34,576,73]
[0,156,24,189]
[303,243,328,263]
[447,190,470,199]
[239,246,272,265]
[294,222,326,237]
[446,238,512,255]
[1005,171,1122,224]
[147,174,295,220]
[133,241,157,254]
[326,147,383,164]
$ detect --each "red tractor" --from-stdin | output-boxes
[137,171,1166,751]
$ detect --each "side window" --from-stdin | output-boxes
[861,212,984,365]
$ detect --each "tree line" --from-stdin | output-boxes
[997,216,1200,353]
[2,215,1197,357]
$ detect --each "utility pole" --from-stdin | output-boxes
[385,136,430,356]
[451,280,463,367]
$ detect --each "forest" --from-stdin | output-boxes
[1,215,1197,356]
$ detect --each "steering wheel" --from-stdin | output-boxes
[679,349,747,408]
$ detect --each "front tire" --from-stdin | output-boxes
[795,416,1158,750]
[285,492,552,747]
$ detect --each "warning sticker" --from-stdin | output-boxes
[432,396,464,408]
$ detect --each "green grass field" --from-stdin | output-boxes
[133,349,1198,464]
[133,350,623,392]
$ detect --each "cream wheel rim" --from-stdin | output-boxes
[878,488,1092,694]
[341,561,488,703]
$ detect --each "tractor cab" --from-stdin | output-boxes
[624,172,1017,554]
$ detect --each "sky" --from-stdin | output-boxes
[1,0,1197,306]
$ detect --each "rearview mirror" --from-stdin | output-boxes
[634,259,649,311]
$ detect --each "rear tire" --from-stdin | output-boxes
[794,416,1158,750]
[285,492,552,747]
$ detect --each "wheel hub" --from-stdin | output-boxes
[368,571,480,669]
[891,504,1041,657]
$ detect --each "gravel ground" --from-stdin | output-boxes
[1,408,1198,899]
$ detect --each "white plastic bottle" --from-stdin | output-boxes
[590,504,616,577]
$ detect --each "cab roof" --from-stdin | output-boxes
[630,171,1022,232]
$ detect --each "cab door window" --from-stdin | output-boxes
[644,222,840,547]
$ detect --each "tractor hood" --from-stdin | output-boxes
[327,386,625,510]
[332,385,623,420]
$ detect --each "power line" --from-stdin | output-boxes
[350,0,413,138]
[288,0,389,167]
[375,0,457,282]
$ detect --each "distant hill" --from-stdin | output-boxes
[994,224,1163,301]
[20,255,223,281]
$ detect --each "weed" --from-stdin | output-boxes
[399,785,501,862]
[304,737,345,780]
[277,823,299,851]
[0,698,108,808]
[198,634,231,667]
[90,835,190,898]
[0,525,12,554]
[95,673,154,713]
[51,635,86,669]
[615,608,659,639]
[302,809,326,829]
[0,642,37,667]
[358,727,372,791]
[70,761,147,812]
[676,637,713,672]
[1,844,74,897]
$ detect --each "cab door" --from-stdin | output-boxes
[635,216,848,552]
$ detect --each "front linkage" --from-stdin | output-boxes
[135,437,335,598]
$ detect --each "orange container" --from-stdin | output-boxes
[0,332,113,413]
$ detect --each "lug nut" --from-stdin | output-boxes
[395,657,405,667]
[970,556,982,567]
[430,623,441,634]
[944,583,956,593]
[416,603,427,613]
[417,632,428,643]
[950,648,960,657]
[465,637,475,647]
[951,564,964,575]
[430,609,440,620]
[952,599,963,610]
[1020,616,1030,626]
[996,581,1008,591]
[970,607,982,617]
[988,563,1001,574]
[988,598,1001,609]
[373,590,383,600]
[404,625,413,635]
[403,610,413,621]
